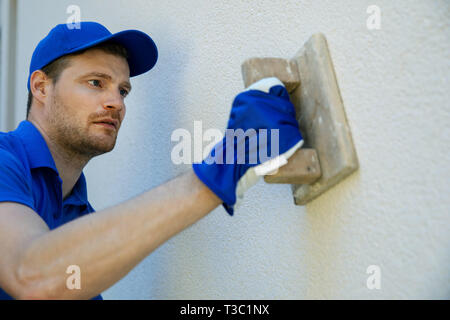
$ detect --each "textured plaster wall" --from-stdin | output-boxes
[11,0,450,299]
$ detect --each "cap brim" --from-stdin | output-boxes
[66,29,158,77]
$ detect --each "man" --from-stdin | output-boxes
[0,21,303,299]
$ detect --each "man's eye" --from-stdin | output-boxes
[120,89,129,97]
[88,79,101,87]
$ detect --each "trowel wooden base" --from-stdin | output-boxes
[241,34,359,205]
[263,149,321,185]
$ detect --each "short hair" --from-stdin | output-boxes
[26,41,128,119]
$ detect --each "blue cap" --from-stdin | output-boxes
[27,21,158,90]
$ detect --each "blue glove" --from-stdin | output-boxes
[192,77,304,215]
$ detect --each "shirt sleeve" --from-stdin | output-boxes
[0,148,35,210]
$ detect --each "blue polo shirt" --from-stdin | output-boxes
[0,120,102,300]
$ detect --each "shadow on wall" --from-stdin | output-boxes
[113,22,192,299]
[303,168,361,299]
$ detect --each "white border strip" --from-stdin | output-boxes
[0,0,17,132]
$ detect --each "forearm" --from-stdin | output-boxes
[17,169,221,299]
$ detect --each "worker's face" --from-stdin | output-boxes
[46,48,130,158]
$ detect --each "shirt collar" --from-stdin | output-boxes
[14,120,59,173]
[64,172,89,206]
[14,120,89,206]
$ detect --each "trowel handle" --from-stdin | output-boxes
[241,58,300,93]
[240,57,321,185]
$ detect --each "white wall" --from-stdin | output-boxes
[9,0,450,299]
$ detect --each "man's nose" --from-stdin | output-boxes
[102,90,125,112]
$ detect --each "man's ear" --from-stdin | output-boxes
[29,70,52,106]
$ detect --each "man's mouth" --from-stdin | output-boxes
[94,122,116,130]
[93,118,118,130]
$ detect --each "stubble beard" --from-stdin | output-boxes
[47,92,118,161]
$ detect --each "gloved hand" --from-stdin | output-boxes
[192,77,303,215]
